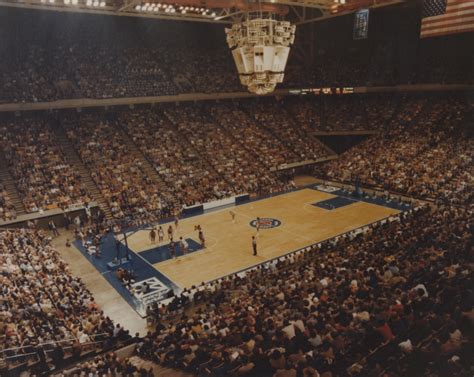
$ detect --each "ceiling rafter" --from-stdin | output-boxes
[0,0,405,24]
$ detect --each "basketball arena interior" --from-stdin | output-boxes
[0,0,473,376]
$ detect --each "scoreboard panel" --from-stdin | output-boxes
[289,87,355,95]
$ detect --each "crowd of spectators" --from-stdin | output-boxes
[52,352,154,376]
[0,6,472,377]
[286,13,473,90]
[63,114,172,222]
[65,105,302,219]
[137,204,473,376]
[64,98,349,221]
[239,99,330,160]
[0,44,244,103]
[1,96,345,220]
[411,36,474,85]
[0,94,470,220]
[72,46,180,100]
[0,7,472,104]
[120,107,240,208]
[1,40,470,105]
[167,47,240,94]
[0,7,244,104]
[0,229,123,369]
[0,117,91,213]
[163,104,296,196]
[0,96,471,376]
[0,180,16,221]
[318,96,473,206]
[208,102,298,167]
[323,96,395,132]
[284,95,397,132]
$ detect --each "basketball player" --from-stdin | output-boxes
[174,216,179,230]
[252,236,257,256]
[167,225,173,241]
[179,236,189,255]
[169,239,176,258]
[149,228,156,244]
[158,226,164,242]
[229,210,236,223]
[199,228,205,248]
[256,217,261,232]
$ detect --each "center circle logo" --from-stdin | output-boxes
[249,218,282,229]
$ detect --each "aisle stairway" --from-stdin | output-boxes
[53,124,114,220]
[0,149,26,216]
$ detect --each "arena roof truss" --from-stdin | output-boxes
[0,0,405,24]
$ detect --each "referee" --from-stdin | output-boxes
[252,236,257,256]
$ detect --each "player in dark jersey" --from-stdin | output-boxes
[167,225,173,241]
[149,228,156,243]
[169,239,176,258]
[199,228,205,247]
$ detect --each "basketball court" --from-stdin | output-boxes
[70,185,408,316]
[124,187,401,289]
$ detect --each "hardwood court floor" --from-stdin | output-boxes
[126,189,399,288]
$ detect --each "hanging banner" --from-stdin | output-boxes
[353,9,370,40]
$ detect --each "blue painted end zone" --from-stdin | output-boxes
[139,239,203,265]
[311,185,412,212]
[73,232,178,317]
[313,196,355,210]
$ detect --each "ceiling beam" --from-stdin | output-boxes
[0,0,233,23]
[214,9,245,21]
[0,0,405,24]
[118,0,138,12]
[262,0,333,10]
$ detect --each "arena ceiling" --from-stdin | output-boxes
[0,0,405,24]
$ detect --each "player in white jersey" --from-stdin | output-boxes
[229,210,236,223]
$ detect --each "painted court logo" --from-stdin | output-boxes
[249,218,282,229]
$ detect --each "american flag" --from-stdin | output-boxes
[420,0,474,38]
